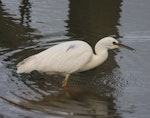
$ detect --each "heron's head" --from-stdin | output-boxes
[97,37,135,50]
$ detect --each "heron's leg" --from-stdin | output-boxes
[62,74,70,88]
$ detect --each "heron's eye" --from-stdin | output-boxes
[113,42,117,45]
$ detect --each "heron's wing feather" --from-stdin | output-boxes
[35,41,93,74]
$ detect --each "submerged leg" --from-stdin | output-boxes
[62,74,70,88]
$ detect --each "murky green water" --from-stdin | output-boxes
[0,0,150,118]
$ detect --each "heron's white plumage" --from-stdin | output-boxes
[17,41,93,74]
[35,41,93,74]
[17,37,134,87]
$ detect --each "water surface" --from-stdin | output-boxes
[0,0,150,118]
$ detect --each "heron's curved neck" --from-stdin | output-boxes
[92,47,108,67]
[80,47,108,72]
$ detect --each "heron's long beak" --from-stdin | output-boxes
[113,42,135,51]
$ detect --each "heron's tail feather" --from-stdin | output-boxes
[17,56,36,73]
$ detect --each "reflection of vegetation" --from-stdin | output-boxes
[19,0,31,27]
[0,1,42,49]
[66,0,122,43]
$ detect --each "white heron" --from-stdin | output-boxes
[17,37,134,88]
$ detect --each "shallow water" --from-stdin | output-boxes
[0,0,150,118]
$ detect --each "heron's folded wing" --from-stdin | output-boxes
[35,41,93,74]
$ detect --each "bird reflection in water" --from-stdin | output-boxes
[1,85,110,117]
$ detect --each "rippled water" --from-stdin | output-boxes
[0,0,150,118]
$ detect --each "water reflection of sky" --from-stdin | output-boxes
[0,0,150,118]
